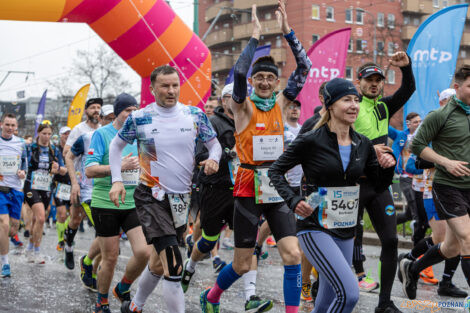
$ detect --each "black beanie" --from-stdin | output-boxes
[322,78,359,109]
[114,93,138,117]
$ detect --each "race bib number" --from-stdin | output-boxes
[252,135,283,161]
[168,193,191,228]
[122,169,140,186]
[254,167,283,204]
[56,183,71,201]
[31,170,52,191]
[314,186,360,229]
[228,153,240,185]
[0,155,20,175]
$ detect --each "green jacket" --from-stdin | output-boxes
[412,97,470,188]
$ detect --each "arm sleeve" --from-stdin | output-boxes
[405,154,423,175]
[195,141,209,164]
[110,135,128,183]
[363,139,395,192]
[415,156,435,169]
[388,126,398,140]
[20,144,27,171]
[268,134,306,210]
[70,135,85,156]
[382,62,416,117]
[411,111,441,157]
[118,114,137,144]
[204,137,222,163]
[282,30,312,101]
[232,37,259,103]
[196,111,217,143]
[84,131,105,167]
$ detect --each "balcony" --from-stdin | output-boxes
[401,25,418,41]
[234,19,281,40]
[271,47,286,64]
[205,1,233,23]
[456,57,470,67]
[212,54,234,73]
[401,0,433,14]
[233,0,278,10]
[462,33,470,47]
[205,28,233,48]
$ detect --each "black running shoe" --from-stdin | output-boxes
[113,283,131,302]
[375,301,403,313]
[64,245,74,270]
[120,300,141,313]
[93,304,111,313]
[400,259,417,300]
[397,253,408,283]
[437,280,468,298]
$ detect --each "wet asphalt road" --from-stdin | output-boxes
[1,224,469,313]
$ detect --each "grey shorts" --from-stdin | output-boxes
[133,184,186,244]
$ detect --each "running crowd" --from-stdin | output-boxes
[1,1,470,313]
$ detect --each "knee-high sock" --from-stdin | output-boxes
[65,226,78,247]
[460,255,470,287]
[162,277,184,313]
[207,263,241,303]
[132,267,161,310]
[284,264,301,312]
[410,244,445,278]
[442,256,460,282]
[56,222,65,242]
[409,236,434,260]
[243,270,257,301]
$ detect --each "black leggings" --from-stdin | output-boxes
[354,180,398,303]
[412,191,429,245]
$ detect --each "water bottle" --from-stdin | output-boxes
[296,187,327,220]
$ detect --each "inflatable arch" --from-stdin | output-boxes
[0,0,212,108]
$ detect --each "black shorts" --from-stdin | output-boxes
[234,197,296,248]
[24,183,51,208]
[200,184,234,237]
[432,182,470,220]
[54,196,71,207]
[133,184,186,244]
[91,207,141,237]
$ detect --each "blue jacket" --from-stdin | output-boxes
[388,126,411,175]
[405,154,423,176]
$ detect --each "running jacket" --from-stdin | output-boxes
[268,124,395,238]
[354,63,415,145]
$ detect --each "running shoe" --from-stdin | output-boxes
[80,255,94,291]
[181,259,195,293]
[213,257,227,274]
[200,288,220,313]
[1,264,11,278]
[93,304,111,313]
[23,230,30,238]
[64,245,74,270]
[221,237,234,250]
[358,272,379,292]
[300,283,313,302]
[56,241,65,251]
[374,301,402,313]
[400,258,417,300]
[397,253,409,283]
[254,245,268,263]
[10,234,23,247]
[266,236,276,247]
[437,280,468,298]
[35,254,46,265]
[244,295,273,312]
[419,266,438,285]
[120,300,141,313]
[113,283,131,302]
[186,234,194,259]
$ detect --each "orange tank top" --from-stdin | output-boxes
[233,99,284,197]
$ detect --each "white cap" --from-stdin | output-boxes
[101,104,114,116]
[59,126,71,135]
[439,88,456,102]
[222,83,234,98]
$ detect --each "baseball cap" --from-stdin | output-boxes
[358,65,385,79]
[85,98,103,109]
[101,104,114,117]
[439,88,456,102]
[59,126,71,135]
[222,83,234,98]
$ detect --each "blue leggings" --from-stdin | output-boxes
[298,231,359,313]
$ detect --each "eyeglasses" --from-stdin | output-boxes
[253,75,277,83]
[287,105,300,110]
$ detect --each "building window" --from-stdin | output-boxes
[326,7,334,21]
[356,9,364,24]
[377,41,385,55]
[312,34,320,44]
[345,66,353,80]
[276,36,282,48]
[403,16,410,25]
[377,13,384,27]
[442,0,448,7]
[345,8,353,23]
[356,39,363,53]
[265,12,272,20]
[413,17,420,26]
[348,39,353,52]
[388,42,395,56]
[433,0,439,8]
[312,5,320,20]
[461,50,467,58]
[388,70,395,84]
[388,14,395,29]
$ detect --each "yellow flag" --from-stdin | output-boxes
[67,84,90,129]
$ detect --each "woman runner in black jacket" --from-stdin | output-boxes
[268,78,396,313]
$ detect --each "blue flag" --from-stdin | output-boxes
[34,89,47,136]
[225,44,271,94]
[404,4,468,124]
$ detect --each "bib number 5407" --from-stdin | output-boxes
[330,198,358,211]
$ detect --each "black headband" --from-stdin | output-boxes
[251,62,279,77]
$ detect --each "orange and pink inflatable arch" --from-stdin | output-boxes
[0,0,212,108]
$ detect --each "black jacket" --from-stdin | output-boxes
[196,107,236,187]
[299,112,321,135]
[268,124,395,238]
